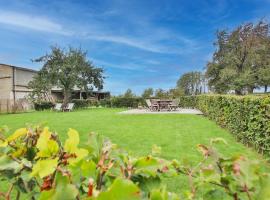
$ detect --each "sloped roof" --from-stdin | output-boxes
[0,63,38,73]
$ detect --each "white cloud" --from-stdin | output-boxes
[92,58,156,72]
[92,58,139,70]
[0,10,199,55]
[0,10,71,35]
[86,34,176,54]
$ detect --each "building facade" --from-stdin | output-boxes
[0,64,37,112]
[0,64,37,101]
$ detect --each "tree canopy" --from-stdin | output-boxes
[123,89,135,98]
[141,88,154,98]
[206,20,270,94]
[29,46,104,104]
[176,71,204,95]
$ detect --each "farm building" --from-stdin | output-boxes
[0,64,110,112]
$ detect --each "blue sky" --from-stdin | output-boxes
[0,0,269,95]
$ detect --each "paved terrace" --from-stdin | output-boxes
[118,108,203,115]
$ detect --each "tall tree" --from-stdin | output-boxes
[123,89,135,98]
[257,35,270,92]
[167,88,184,98]
[206,20,270,94]
[141,88,154,98]
[155,88,168,99]
[177,71,203,95]
[29,46,104,104]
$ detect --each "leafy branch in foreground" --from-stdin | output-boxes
[0,125,269,200]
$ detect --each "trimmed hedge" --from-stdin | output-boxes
[71,98,145,108]
[34,101,55,111]
[71,99,99,109]
[179,95,270,155]
[110,97,145,108]
[99,99,112,107]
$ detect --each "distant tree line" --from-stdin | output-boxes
[176,71,206,95]
[118,87,182,99]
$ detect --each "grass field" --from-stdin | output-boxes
[0,108,268,195]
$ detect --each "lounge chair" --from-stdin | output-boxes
[54,103,63,111]
[169,99,179,111]
[146,99,159,111]
[63,103,74,112]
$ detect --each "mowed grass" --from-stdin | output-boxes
[0,108,268,195]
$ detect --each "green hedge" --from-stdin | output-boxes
[99,99,112,107]
[71,99,99,109]
[34,98,146,110]
[179,95,270,155]
[110,97,145,108]
[34,101,55,110]
[72,98,145,108]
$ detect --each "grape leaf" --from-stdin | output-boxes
[97,178,140,200]
[0,155,21,172]
[36,127,59,158]
[31,158,58,178]
[64,128,80,153]
[6,128,27,142]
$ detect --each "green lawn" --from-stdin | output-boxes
[0,108,268,195]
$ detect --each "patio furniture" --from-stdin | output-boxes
[63,103,74,112]
[146,99,159,111]
[157,99,172,111]
[54,103,63,111]
[169,99,179,111]
[150,99,160,111]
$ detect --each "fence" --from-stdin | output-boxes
[0,99,33,113]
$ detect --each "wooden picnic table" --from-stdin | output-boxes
[156,99,173,111]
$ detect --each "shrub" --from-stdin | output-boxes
[110,97,145,108]
[71,99,100,109]
[81,97,146,108]
[99,99,112,107]
[34,101,55,110]
[0,125,269,200]
[179,95,270,155]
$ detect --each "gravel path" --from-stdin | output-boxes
[118,108,203,115]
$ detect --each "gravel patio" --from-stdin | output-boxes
[118,108,203,115]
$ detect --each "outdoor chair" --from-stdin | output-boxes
[146,99,159,111]
[63,103,74,112]
[54,103,63,111]
[150,99,160,111]
[169,99,179,111]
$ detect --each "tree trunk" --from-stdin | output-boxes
[247,86,254,94]
[235,89,242,95]
[264,85,268,93]
[63,89,71,106]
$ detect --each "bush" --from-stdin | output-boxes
[98,97,146,108]
[110,97,145,108]
[71,99,99,109]
[99,99,112,107]
[34,101,55,110]
[179,95,270,155]
[0,125,269,200]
